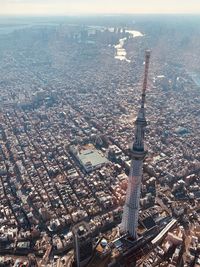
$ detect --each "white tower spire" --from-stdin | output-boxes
[121,50,151,239]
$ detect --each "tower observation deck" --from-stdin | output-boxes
[121,50,151,239]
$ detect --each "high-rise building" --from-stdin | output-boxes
[121,50,151,239]
[72,221,93,267]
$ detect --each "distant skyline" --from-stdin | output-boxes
[0,0,200,15]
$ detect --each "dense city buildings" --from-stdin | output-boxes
[0,15,199,266]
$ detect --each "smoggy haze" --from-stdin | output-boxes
[0,0,200,15]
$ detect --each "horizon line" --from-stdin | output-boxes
[0,12,200,17]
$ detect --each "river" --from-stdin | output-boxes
[114,30,144,62]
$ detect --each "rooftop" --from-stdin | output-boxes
[77,145,108,172]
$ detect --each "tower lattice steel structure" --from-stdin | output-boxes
[121,50,151,239]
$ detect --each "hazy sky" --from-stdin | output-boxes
[0,0,200,15]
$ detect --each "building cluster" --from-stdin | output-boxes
[140,223,200,267]
[0,106,128,256]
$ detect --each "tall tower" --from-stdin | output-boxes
[121,50,151,239]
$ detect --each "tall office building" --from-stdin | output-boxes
[72,221,93,267]
[121,50,151,239]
